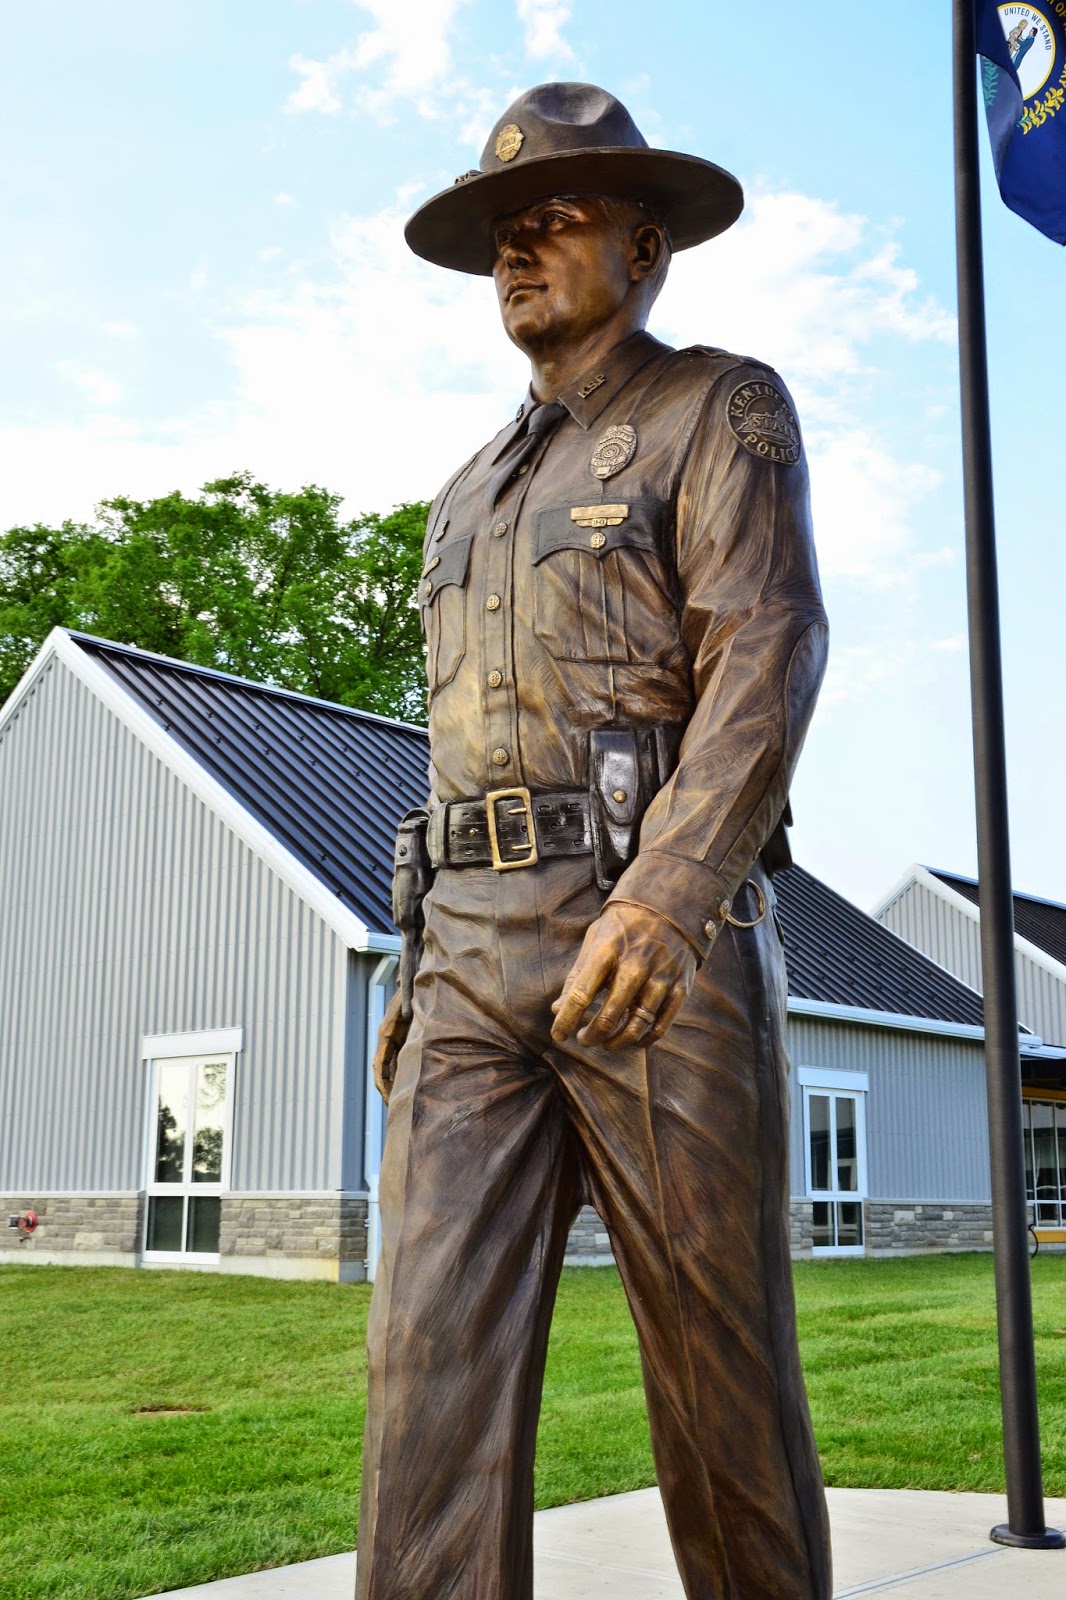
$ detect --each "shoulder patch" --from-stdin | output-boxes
[726,378,801,466]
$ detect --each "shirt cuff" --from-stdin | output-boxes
[606,850,739,960]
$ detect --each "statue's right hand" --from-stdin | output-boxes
[373,991,409,1105]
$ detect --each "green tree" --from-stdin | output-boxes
[0,474,429,720]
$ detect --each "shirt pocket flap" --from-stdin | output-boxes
[531,499,666,565]
[422,531,473,599]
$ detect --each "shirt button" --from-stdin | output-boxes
[590,532,606,549]
[486,594,501,611]
[517,463,530,475]
[492,748,510,766]
[493,521,509,537]
[703,919,718,941]
[487,670,503,688]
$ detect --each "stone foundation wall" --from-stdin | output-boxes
[554,1201,998,1265]
[565,1205,613,1264]
[1,1192,1002,1274]
[0,1192,368,1279]
[789,1200,814,1257]
[0,1194,142,1260]
[864,1201,994,1254]
[219,1194,368,1280]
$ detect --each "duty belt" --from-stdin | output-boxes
[426,787,592,872]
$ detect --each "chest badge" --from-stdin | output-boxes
[590,423,637,481]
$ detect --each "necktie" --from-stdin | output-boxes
[486,400,568,508]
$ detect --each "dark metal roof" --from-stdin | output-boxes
[71,632,431,938]
[774,865,985,1025]
[929,868,1066,969]
[67,634,990,1021]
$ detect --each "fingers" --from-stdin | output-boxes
[550,934,618,1044]
[372,993,408,1104]
[646,979,690,1044]
[551,904,698,1048]
[609,973,675,1049]
[574,958,650,1048]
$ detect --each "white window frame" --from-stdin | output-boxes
[142,1028,242,1264]
[799,1067,868,1257]
[1023,1095,1066,1231]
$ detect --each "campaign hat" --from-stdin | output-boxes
[404,81,744,275]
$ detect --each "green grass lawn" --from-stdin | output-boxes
[1,1254,1064,1599]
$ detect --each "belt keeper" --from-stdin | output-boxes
[426,805,448,866]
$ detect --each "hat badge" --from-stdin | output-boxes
[495,123,525,162]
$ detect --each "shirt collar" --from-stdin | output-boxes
[515,330,672,433]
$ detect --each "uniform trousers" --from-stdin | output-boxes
[355,856,832,1600]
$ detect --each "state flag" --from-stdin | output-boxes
[977,2,1066,243]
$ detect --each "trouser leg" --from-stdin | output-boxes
[548,872,831,1600]
[355,878,581,1600]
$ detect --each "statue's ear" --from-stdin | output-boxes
[630,223,667,285]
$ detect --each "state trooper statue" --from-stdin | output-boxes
[357,81,832,1600]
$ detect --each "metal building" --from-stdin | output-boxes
[876,865,1066,1247]
[3,631,1063,1276]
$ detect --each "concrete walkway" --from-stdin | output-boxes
[150,1486,1066,1598]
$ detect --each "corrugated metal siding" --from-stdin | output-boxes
[0,658,350,1193]
[786,1017,991,1202]
[1016,961,1066,1050]
[880,880,1066,1047]
[880,881,984,990]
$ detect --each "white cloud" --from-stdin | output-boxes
[286,0,474,124]
[56,362,124,409]
[286,53,345,115]
[272,192,297,207]
[0,190,954,591]
[656,192,954,403]
[654,191,954,586]
[101,320,139,340]
[807,432,941,586]
[283,0,572,135]
[516,0,575,60]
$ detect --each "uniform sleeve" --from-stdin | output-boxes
[606,363,828,957]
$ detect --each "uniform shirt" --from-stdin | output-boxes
[420,329,828,957]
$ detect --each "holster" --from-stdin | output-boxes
[588,728,795,892]
[588,726,682,891]
[392,807,433,1020]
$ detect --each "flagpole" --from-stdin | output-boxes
[951,0,1064,1550]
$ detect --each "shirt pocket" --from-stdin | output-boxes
[421,531,473,695]
[530,498,677,664]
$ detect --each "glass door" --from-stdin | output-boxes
[804,1087,867,1255]
[1024,1098,1066,1228]
[144,1054,231,1257]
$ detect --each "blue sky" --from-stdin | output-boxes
[3,1,1063,911]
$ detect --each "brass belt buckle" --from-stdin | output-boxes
[485,786,539,871]
[724,879,767,928]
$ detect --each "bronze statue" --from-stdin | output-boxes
[358,82,831,1600]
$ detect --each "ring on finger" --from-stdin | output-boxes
[632,1005,657,1025]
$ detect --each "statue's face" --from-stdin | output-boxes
[492,196,634,353]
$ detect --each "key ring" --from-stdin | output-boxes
[724,879,767,929]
